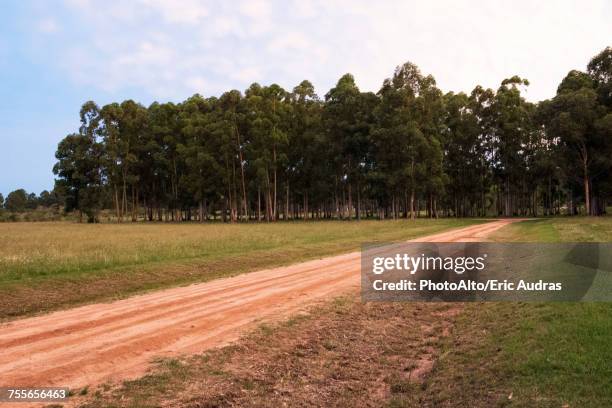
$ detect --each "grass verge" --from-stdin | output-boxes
[416,217,612,407]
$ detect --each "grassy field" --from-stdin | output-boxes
[77,217,612,408]
[421,217,612,407]
[0,219,478,319]
[492,216,612,242]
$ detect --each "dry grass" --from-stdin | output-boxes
[0,219,478,319]
[80,298,461,408]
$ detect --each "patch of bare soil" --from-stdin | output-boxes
[81,299,462,408]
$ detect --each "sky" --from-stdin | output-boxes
[1,0,611,197]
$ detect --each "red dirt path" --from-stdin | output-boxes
[0,219,516,401]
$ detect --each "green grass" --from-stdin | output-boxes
[420,217,612,407]
[491,216,612,242]
[0,219,479,319]
[421,300,612,407]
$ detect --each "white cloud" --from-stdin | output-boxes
[239,0,271,20]
[291,0,317,19]
[267,32,311,53]
[231,67,263,84]
[38,0,612,101]
[139,0,209,24]
[37,18,59,34]
[209,16,244,38]
[185,76,209,93]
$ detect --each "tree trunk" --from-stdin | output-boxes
[285,182,290,221]
[356,186,361,220]
[122,177,127,223]
[433,195,438,219]
[235,124,249,221]
[273,148,277,220]
[410,187,415,220]
[334,177,340,219]
[583,159,590,216]
[114,187,121,223]
[257,186,262,221]
[348,182,352,220]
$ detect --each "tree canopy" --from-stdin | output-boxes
[48,47,612,222]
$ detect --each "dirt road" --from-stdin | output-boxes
[0,219,515,397]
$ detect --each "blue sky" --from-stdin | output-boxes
[1,0,611,197]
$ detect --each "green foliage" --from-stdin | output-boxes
[587,46,612,107]
[324,73,375,219]
[53,131,105,222]
[547,62,611,215]
[49,47,612,222]
[4,189,28,212]
[374,62,438,218]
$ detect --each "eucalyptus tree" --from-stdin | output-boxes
[413,72,446,217]
[99,102,123,220]
[217,90,249,220]
[442,92,485,216]
[352,91,378,219]
[324,73,373,219]
[287,80,323,219]
[53,133,105,222]
[374,62,441,219]
[547,71,604,215]
[47,47,612,221]
[547,53,612,216]
[178,94,220,221]
[246,83,289,221]
[147,101,183,220]
[53,101,105,222]
[118,100,149,221]
[467,86,497,215]
[587,47,612,108]
[587,47,612,213]
[489,76,534,216]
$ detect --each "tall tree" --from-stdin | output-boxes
[47,47,612,222]
[489,76,534,216]
[287,80,323,219]
[324,73,375,219]
[53,133,105,222]
[246,83,289,221]
[179,94,223,221]
[374,63,442,219]
[218,90,249,220]
[587,46,612,108]
[547,71,605,215]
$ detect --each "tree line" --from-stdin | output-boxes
[0,189,61,212]
[48,47,611,223]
